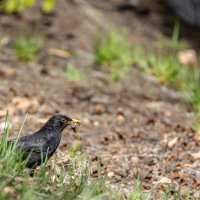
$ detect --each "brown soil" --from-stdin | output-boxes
[0,0,199,198]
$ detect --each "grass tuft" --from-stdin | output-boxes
[64,64,85,81]
[13,33,44,61]
[128,179,147,200]
[132,25,200,117]
[94,31,133,81]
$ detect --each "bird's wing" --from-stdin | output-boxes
[19,137,48,153]
[9,135,48,154]
[11,135,51,168]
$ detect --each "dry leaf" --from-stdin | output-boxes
[191,151,200,159]
[47,48,70,58]
[167,137,178,149]
[0,68,16,78]
[156,176,172,184]
[4,187,16,195]
[193,134,200,146]
[13,97,40,113]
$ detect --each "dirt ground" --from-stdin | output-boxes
[0,0,199,198]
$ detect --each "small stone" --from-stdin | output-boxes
[177,49,198,66]
[107,171,115,178]
[93,121,100,127]
[94,104,105,115]
[131,156,139,164]
[82,118,90,125]
[117,114,125,121]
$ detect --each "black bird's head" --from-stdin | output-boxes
[44,115,81,133]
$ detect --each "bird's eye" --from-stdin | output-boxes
[61,118,67,123]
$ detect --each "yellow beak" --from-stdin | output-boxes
[72,119,81,123]
[67,119,81,125]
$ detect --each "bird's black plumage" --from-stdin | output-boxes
[8,115,80,169]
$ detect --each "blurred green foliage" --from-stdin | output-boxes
[95,23,200,118]
[0,0,55,13]
[128,180,147,200]
[132,22,200,117]
[95,31,131,67]
[0,35,9,51]
[13,33,44,61]
[64,64,85,81]
[42,0,55,13]
[94,31,133,81]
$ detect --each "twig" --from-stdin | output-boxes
[16,113,29,140]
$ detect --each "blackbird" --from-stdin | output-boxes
[8,114,81,169]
